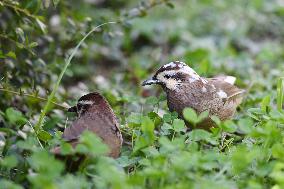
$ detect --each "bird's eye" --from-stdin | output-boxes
[164,74,171,79]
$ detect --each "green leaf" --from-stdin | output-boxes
[28,150,64,187]
[163,113,172,123]
[147,111,162,127]
[141,116,154,136]
[0,155,18,168]
[238,118,254,134]
[15,27,25,42]
[75,131,109,156]
[5,107,27,126]
[166,2,175,9]
[0,180,23,189]
[247,108,264,120]
[211,115,221,126]
[37,130,52,141]
[134,117,155,152]
[127,113,142,127]
[183,108,198,125]
[145,96,159,105]
[172,119,186,132]
[36,18,47,33]
[272,143,284,159]
[57,175,90,189]
[197,110,209,123]
[269,110,284,121]
[187,129,217,145]
[6,51,16,59]
[28,42,38,48]
[60,142,74,155]
[222,120,237,133]
[261,95,271,112]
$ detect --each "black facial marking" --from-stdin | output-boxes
[164,74,171,79]
[68,105,78,113]
[69,92,106,117]
[154,61,187,78]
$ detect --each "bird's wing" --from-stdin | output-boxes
[208,78,245,104]
[61,112,122,158]
[208,75,236,85]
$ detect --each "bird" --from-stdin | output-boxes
[52,92,123,158]
[142,61,245,129]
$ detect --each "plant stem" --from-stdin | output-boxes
[0,88,68,109]
[277,77,284,111]
[34,21,117,132]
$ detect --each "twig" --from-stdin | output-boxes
[0,33,36,56]
[1,0,39,20]
[0,88,69,109]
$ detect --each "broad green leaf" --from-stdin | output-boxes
[141,116,154,137]
[6,51,16,59]
[172,119,186,132]
[134,117,155,152]
[197,110,209,123]
[238,118,254,134]
[145,96,159,105]
[5,107,27,126]
[0,155,18,168]
[187,129,218,145]
[222,120,237,133]
[37,130,52,141]
[163,113,172,123]
[76,131,109,156]
[0,180,23,189]
[127,113,142,127]
[183,108,198,125]
[147,111,162,127]
[261,95,271,112]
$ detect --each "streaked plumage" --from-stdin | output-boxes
[142,61,245,129]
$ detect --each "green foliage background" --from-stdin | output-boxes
[1,0,284,188]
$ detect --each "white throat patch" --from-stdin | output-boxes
[156,70,182,90]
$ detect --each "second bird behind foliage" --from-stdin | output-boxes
[53,92,123,158]
[142,61,245,129]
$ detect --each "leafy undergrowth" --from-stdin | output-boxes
[1,0,284,189]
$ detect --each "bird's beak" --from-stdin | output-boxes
[142,78,161,86]
[68,105,77,113]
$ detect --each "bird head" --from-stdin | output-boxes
[68,92,108,116]
[142,61,204,91]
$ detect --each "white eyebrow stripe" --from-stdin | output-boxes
[78,100,94,105]
[163,62,176,68]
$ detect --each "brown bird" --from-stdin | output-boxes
[52,92,123,158]
[142,61,245,129]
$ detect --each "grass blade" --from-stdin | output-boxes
[34,21,117,132]
[277,77,284,111]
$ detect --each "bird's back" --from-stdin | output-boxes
[62,92,123,158]
[166,77,244,128]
